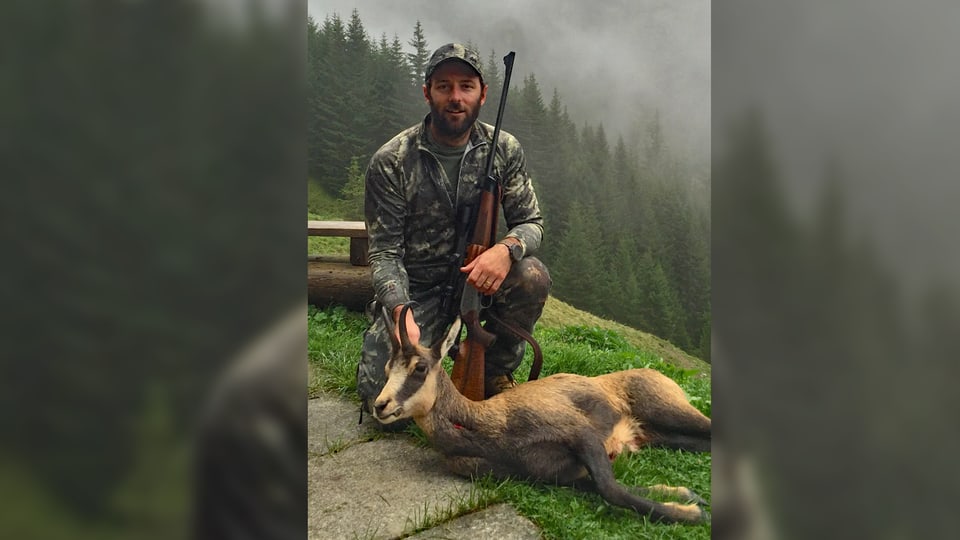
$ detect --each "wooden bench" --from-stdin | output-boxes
[307,220,373,311]
[308,220,369,266]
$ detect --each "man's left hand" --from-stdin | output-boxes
[460,243,512,294]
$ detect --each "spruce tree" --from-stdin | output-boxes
[406,21,429,85]
[603,236,643,324]
[508,74,548,174]
[636,251,690,349]
[338,157,365,220]
[479,50,502,126]
[312,14,364,195]
[551,201,605,312]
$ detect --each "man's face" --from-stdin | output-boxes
[424,61,487,144]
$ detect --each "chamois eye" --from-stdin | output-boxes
[413,363,428,374]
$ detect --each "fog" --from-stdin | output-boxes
[716,0,960,290]
[308,0,710,166]
[713,4,960,537]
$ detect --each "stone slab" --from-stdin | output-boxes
[308,394,379,456]
[407,504,543,540]
[308,437,473,539]
[307,393,542,539]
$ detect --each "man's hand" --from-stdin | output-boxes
[460,243,512,294]
[393,305,421,346]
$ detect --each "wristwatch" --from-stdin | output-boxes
[499,239,523,262]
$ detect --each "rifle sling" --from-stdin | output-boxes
[484,311,544,382]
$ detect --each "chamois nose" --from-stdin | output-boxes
[374,399,389,416]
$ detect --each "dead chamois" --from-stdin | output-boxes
[373,305,712,525]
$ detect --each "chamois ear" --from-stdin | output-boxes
[432,317,461,360]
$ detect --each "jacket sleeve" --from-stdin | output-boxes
[364,151,410,313]
[498,135,543,257]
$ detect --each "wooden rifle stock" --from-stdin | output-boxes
[450,310,495,401]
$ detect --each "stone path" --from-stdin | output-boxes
[307,393,543,539]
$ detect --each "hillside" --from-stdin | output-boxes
[539,296,710,374]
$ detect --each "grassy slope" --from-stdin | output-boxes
[539,296,710,375]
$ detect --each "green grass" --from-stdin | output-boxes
[539,296,711,374]
[307,304,711,539]
[307,305,368,398]
[307,210,351,256]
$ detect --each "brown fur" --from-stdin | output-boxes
[374,309,711,524]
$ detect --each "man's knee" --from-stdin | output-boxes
[510,256,552,302]
[357,324,391,401]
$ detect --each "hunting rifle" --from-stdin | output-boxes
[443,51,515,401]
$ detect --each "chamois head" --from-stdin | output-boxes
[372,304,459,424]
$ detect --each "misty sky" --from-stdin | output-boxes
[308,0,710,166]
[715,1,960,290]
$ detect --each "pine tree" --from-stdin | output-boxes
[697,309,711,362]
[550,201,605,313]
[345,9,370,59]
[534,88,573,228]
[406,21,429,85]
[479,49,503,126]
[636,251,690,349]
[602,236,643,324]
[367,33,416,144]
[510,75,548,173]
[392,34,423,124]
[338,156,365,220]
[312,14,364,195]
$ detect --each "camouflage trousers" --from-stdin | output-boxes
[357,257,551,403]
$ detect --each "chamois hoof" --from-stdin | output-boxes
[631,485,710,507]
[683,488,710,507]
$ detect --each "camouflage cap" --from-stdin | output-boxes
[424,43,484,84]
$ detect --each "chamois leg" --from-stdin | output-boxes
[574,480,710,512]
[641,398,711,452]
[631,485,710,507]
[577,440,708,524]
[624,371,712,453]
[644,430,712,453]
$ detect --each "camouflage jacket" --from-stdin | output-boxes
[364,115,543,314]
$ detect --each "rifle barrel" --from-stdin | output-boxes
[484,51,516,180]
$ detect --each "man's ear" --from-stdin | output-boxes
[422,83,430,103]
[480,83,488,106]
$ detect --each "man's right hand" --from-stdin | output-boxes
[393,304,421,346]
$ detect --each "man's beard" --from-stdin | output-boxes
[429,101,481,141]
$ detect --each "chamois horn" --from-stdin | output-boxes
[398,303,417,355]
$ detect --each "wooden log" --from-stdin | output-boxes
[307,256,373,312]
